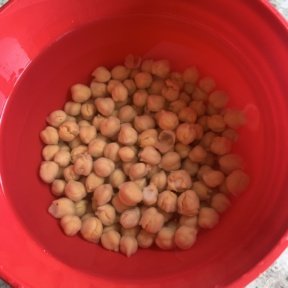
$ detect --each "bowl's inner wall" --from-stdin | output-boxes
[1,1,288,287]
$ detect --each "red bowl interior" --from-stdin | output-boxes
[0,0,288,287]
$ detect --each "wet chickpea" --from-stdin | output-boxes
[174,226,197,250]
[197,165,212,181]
[138,129,158,148]
[151,59,170,78]
[111,83,128,102]
[119,181,143,206]
[90,82,107,98]
[95,204,116,226]
[120,235,138,257]
[79,125,96,144]
[160,152,181,172]
[92,66,111,83]
[58,121,79,142]
[177,190,200,216]
[141,59,153,73]
[95,97,115,117]
[198,207,219,229]
[48,197,75,218]
[134,72,153,89]
[103,142,120,162]
[101,230,121,252]
[140,207,165,233]
[42,145,60,161]
[224,109,246,129]
[142,183,158,206]
[156,110,179,130]
[88,137,107,158]
[39,161,59,183]
[118,105,137,123]
[60,215,82,236]
[65,180,87,201]
[157,190,177,213]
[150,171,167,192]
[73,153,93,176]
[146,95,165,112]
[168,99,186,114]
[63,165,80,182]
[64,101,81,116]
[128,163,148,180]
[122,162,134,176]
[208,90,228,109]
[118,124,138,145]
[137,230,155,248]
[75,200,89,217]
[226,169,249,196]
[121,226,140,238]
[155,130,176,154]
[176,123,197,145]
[40,126,59,145]
[111,65,130,81]
[117,146,135,162]
[188,145,207,163]
[167,170,192,192]
[183,82,194,94]
[210,136,232,156]
[80,216,103,243]
[190,100,206,116]
[120,207,141,229]
[134,115,155,132]
[94,157,115,177]
[202,169,225,188]
[78,120,91,127]
[133,90,148,107]
[81,102,96,120]
[179,107,197,123]
[139,146,161,165]
[207,115,226,133]
[51,179,66,196]
[198,76,216,93]
[46,110,67,128]
[71,84,91,103]
[54,150,71,167]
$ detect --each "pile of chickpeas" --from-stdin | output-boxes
[39,55,249,257]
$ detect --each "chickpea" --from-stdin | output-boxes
[79,125,97,144]
[99,116,121,138]
[39,161,59,183]
[224,109,246,129]
[159,152,181,172]
[103,223,121,233]
[78,120,91,127]
[155,225,177,250]
[109,169,126,188]
[137,230,155,248]
[122,162,134,176]
[118,181,143,206]
[85,173,104,192]
[120,235,138,257]
[95,204,116,226]
[123,79,136,95]
[80,102,95,121]
[202,152,216,166]
[90,82,107,98]
[60,215,82,236]
[188,145,207,163]
[179,215,198,227]
[40,126,59,145]
[134,115,155,133]
[48,197,75,218]
[192,181,212,200]
[174,143,190,159]
[182,66,199,83]
[155,110,179,131]
[134,178,147,190]
[88,137,107,158]
[111,65,130,81]
[168,99,186,114]
[150,171,167,192]
[103,142,120,162]
[59,143,70,152]
[149,78,165,94]
[189,100,206,116]
[51,179,66,196]
[137,129,157,148]
[63,165,80,181]
[174,226,197,250]
[133,90,148,107]
[179,92,191,104]
[75,200,89,217]
[183,82,194,94]
[139,207,165,233]
[200,131,216,149]
[118,105,137,123]
[101,230,121,252]
[92,115,105,129]
[91,66,111,83]
[193,123,204,140]
[167,170,192,192]
[202,169,225,188]
[198,207,219,229]
[208,90,228,109]
[207,115,226,133]
[118,146,136,162]
[142,183,158,205]
[161,86,179,102]
[81,213,94,221]
[95,97,115,117]
[65,180,87,201]
[73,153,93,176]
[151,59,170,78]
[53,150,71,167]
[134,72,153,89]
[226,169,249,196]
[176,123,197,145]
[120,207,141,229]
[141,59,153,73]
[65,115,77,122]
[64,101,81,116]
[93,157,115,178]
[92,184,113,207]
[222,128,239,142]
[58,121,79,142]
[71,84,91,103]
[211,193,231,213]
[210,136,232,156]
[192,87,207,101]
[178,107,197,124]
[42,145,60,161]
[157,190,177,213]
[146,95,165,112]
[111,83,128,102]
[118,124,138,145]
[218,154,243,175]
[125,54,142,69]
[46,110,67,128]
[80,216,103,243]
[139,146,161,165]
[182,159,199,177]
[197,165,212,180]
[177,190,200,216]
[128,163,148,180]
[71,145,87,163]
[112,194,130,213]
[146,165,161,178]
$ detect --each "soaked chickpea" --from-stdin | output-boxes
[103,142,120,162]
[99,116,121,138]
[80,216,103,243]
[192,181,211,201]
[138,129,158,148]
[64,101,81,116]
[188,145,207,163]
[141,59,153,73]
[92,66,111,83]
[218,154,243,174]
[88,137,107,158]
[200,131,216,149]
[94,157,115,177]
[151,59,170,78]
[95,97,115,117]
[46,110,67,128]
[48,197,75,218]
[128,163,148,180]
[71,145,87,163]
[120,235,138,257]
[179,107,197,123]
[111,194,130,213]
[109,169,126,188]
[222,128,239,142]
[161,85,179,102]
[137,230,155,248]
[42,145,60,161]
[155,130,176,154]
[111,65,130,81]
[79,125,97,144]
[207,115,226,133]
[121,226,140,238]
[167,170,192,192]
[118,105,137,123]
[211,193,231,213]
[120,207,141,229]
[155,110,179,130]
[111,83,128,102]
[134,72,153,89]
[71,84,91,103]
[182,159,199,177]
[60,215,82,236]
[168,99,186,114]
[150,171,167,192]
[58,121,79,142]
[85,173,104,192]
[142,183,158,206]
[160,152,181,172]
[179,215,198,228]
[198,207,219,229]
[157,190,177,213]
[90,82,107,98]
[224,109,246,129]
[134,178,147,190]
[177,190,200,216]
[202,169,225,188]
[226,169,249,196]
[92,115,105,129]
[182,66,199,83]
[123,79,137,95]
[140,207,165,234]
[134,115,155,132]
[210,136,232,156]
[119,181,143,206]
[118,124,138,145]
[54,150,71,168]
[176,123,197,145]
[139,146,161,165]
[146,95,165,112]
[40,126,59,145]
[174,226,197,250]
[51,179,66,196]
[101,230,121,252]
[75,200,89,217]
[133,90,148,107]
[81,102,96,120]
[63,165,80,182]
[39,161,59,183]
[174,143,190,159]
[95,204,116,226]
[155,225,177,250]
[65,180,87,202]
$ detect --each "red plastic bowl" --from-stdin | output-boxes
[0,0,288,287]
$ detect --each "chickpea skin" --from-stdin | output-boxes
[160,152,181,172]
[80,216,103,243]
[109,169,126,188]
[39,161,59,183]
[167,170,192,192]
[176,123,197,145]
[64,101,81,116]
[73,153,93,176]
[188,145,207,163]
[46,110,67,127]
[139,146,161,165]
[137,230,155,248]
[142,183,158,206]
[118,105,137,123]
[118,181,143,206]
[65,180,87,202]
[92,184,113,207]
[155,225,177,250]
[198,207,219,229]
[60,215,82,236]
[177,190,200,216]
[51,179,66,196]
[101,230,121,252]
[40,126,59,145]
[79,125,97,144]
[150,171,167,192]
[48,197,75,218]
[120,235,138,257]
[138,129,158,148]
[134,115,155,133]
[120,207,141,229]
[146,95,165,112]
[226,169,250,196]
[156,110,179,130]
[94,157,115,177]
[71,84,91,103]
[210,136,232,156]
[202,169,225,188]
[95,204,116,226]
[54,150,71,167]
[139,207,165,234]
[118,124,138,145]
[85,173,104,192]
[92,66,111,83]
[174,226,198,250]
[58,121,79,142]
[157,190,177,213]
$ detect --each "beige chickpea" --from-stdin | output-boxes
[64,101,81,116]
[179,215,198,228]
[150,171,167,192]
[65,115,77,122]
[198,76,216,93]
[101,230,121,252]
[120,235,138,257]
[200,131,216,149]
[155,110,179,131]
[51,179,66,196]
[46,110,67,128]
[88,137,107,158]
[160,152,181,172]
[134,72,153,89]
[178,107,197,124]
[92,115,105,129]
[146,165,161,179]
[146,95,165,112]
[174,226,197,250]
[65,180,87,201]
[134,178,147,190]
[168,99,186,114]
[161,86,179,102]
[120,207,141,229]
[151,59,170,78]
[211,193,231,213]
[138,129,158,148]
[149,78,165,95]
[107,79,121,94]
[188,145,207,163]
[137,230,155,248]
[198,207,219,229]
[134,115,155,133]
[92,66,111,83]
[190,100,206,116]
[99,116,121,138]
[182,159,199,177]
[139,207,165,234]
[111,194,130,213]
[111,83,128,102]
[111,65,130,81]
[109,169,126,188]
[118,181,143,206]
[142,183,158,205]
[40,126,59,145]
[71,84,91,103]
[48,197,75,218]
[218,154,243,174]
[197,165,212,180]
[118,146,136,162]
[192,181,212,201]
[207,115,226,133]
[128,163,148,180]
[58,121,79,142]
[92,184,113,207]
[177,190,200,216]
[174,143,190,159]
[80,102,95,120]
[155,225,177,250]
[139,146,161,165]
[133,90,148,107]
[226,169,249,196]
[103,142,120,162]
[202,169,225,188]
[78,120,91,127]
[39,161,59,183]
[70,144,87,162]
[79,125,97,144]
[95,204,116,226]
[122,161,134,176]
[222,128,239,142]
[167,170,193,192]
[182,66,199,83]
[42,145,60,161]
[118,124,138,145]
[63,165,80,181]
[93,157,115,177]
[123,79,136,95]
[53,150,71,167]
[157,190,177,213]
[73,153,93,176]
[95,97,115,117]
[176,123,197,145]
[224,109,246,129]
[60,215,82,236]
[85,173,104,192]
[80,216,103,243]
[118,105,137,123]
[75,200,89,217]
[210,136,232,156]
[90,82,107,98]
[103,224,121,233]
[69,136,82,149]
[208,90,228,109]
